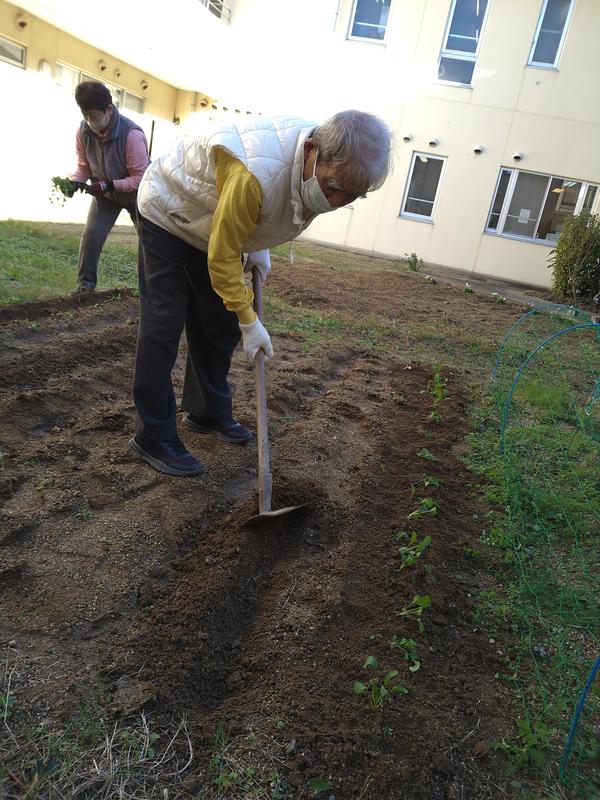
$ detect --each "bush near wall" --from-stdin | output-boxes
[548,212,600,301]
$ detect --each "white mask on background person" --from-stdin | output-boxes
[88,113,110,133]
[300,148,334,214]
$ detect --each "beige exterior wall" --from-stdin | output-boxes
[231,0,600,288]
[0,0,215,222]
[0,0,182,120]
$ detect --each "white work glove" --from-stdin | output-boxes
[239,317,273,362]
[243,249,271,283]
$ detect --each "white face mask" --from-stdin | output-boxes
[300,149,334,214]
[88,113,110,133]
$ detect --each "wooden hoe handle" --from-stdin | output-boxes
[252,267,272,514]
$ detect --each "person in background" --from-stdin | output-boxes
[66,81,150,293]
[129,109,392,477]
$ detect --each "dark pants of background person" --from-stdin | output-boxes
[77,194,137,289]
[133,213,242,442]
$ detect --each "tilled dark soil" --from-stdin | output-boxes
[0,254,519,798]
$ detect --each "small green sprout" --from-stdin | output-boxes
[35,477,52,494]
[390,636,421,672]
[427,368,449,406]
[308,777,333,793]
[410,476,440,494]
[404,252,424,271]
[464,283,474,294]
[353,656,407,711]
[407,497,438,520]
[394,530,432,569]
[417,448,437,462]
[1,694,15,720]
[396,595,432,634]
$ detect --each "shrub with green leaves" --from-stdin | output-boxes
[548,211,600,300]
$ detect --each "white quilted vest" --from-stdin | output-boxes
[137,115,317,252]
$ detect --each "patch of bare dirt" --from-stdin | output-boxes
[0,253,518,798]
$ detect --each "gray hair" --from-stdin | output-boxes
[312,110,392,193]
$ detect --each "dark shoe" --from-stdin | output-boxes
[183,414,252,444]
[128,435,204,476]
[72,285,97,295]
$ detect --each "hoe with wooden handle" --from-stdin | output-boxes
[244,266,306,528]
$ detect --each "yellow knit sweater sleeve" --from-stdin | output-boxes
[208,148,263,325]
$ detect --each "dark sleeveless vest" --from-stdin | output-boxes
[79,107,143,208]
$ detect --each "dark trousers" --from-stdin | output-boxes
[77,195,137,289]
[133,214,241,441]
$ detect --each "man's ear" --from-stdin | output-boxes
[303,138,317,156]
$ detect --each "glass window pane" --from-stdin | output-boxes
[0,35,24,66]
[503,172,549,238]
[487,169,511,230]
[583,185,597,213]
[123,93,144,114]
[55,63,79,92]
[446,0,488,54]
[403,156,444,218]
[351,0,391,40]
[537,178,582,241]
[438,56,475,84]
[531,0,572,64]
[208,0,224,18]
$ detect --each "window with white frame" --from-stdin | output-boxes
[349,0,392,41]
[401,153,446,220]
[0,35,25,69]
[486,168,598,243]
[199,0,231,23]
[55,64,145,114]
[528,0,574,68]
[438,0,490,85]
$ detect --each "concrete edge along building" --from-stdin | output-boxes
[1,0,599,289]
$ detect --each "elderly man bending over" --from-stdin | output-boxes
[129,110,392,476]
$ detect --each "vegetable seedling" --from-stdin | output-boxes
[396,595,431,634]
[390,636,421,672]
[407,497,438,520]
[417,448,437,462]
[353,656,407,711]
[394,530,432,569]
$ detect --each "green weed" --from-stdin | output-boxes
[403,252,424,272]
[494,719,552,772]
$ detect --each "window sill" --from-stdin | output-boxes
[526,63,559,71]
[400,214,434,225]
[0,56,25,69]
[432,80,473,90]
[346,37,387,47]
[484,230,556,247]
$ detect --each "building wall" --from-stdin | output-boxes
[231,0,600,288]
[1,0,598,288]
[0,0,214,223]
